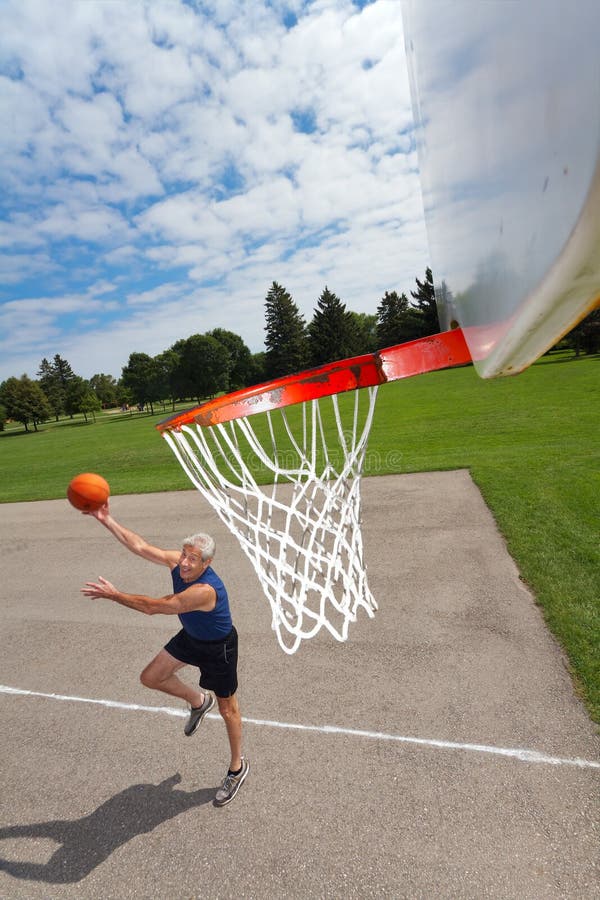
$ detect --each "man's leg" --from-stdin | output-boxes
[216,694,243,772]
[140,649,205,708]
[214,693,249,806]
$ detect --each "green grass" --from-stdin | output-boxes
[371,355,599,727]
[2,353,599,723]
[0,406,193,500]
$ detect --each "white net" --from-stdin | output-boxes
[161,386,379,654]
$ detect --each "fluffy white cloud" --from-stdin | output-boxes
[0,0,429,382]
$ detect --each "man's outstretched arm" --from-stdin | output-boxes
[86,502,179,568]
[81,576,215,615]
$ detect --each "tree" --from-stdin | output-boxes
[174,334,231,401]
[308,286,358,366]
[435,279,457,331]
[64,376,91,418]
[264,282,309,378]
[53,375,102,421]
[249,351,267,386]
[376,291,411,349]
[89,373,119,408]
[154,349,182,410]
[349,312,378,354]
[53,353,75,383]
[0,375,53,432]
[117,384,133,409]
[37,357,64,421]
[167,340,190,401]
[37,354,77,419]
[410,267,440,336]
[0,403,7,431]
[208,329,254,390]
[563,308,600,356]
[79,391,103,423]
[121,353,160,414]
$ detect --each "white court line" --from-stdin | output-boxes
[1,684,599,771]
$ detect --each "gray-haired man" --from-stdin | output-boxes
[81,503,249,806]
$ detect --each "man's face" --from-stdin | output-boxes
[179,544,211,583]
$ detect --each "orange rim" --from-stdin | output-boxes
[157,329,471,431]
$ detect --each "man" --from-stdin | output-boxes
[80,501,249,807]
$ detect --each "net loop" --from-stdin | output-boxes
[162,387,379,654]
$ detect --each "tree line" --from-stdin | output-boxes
[0,270,438,431]
[263,269,438,378]
[1,269,597,432]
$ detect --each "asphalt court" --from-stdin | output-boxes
[1,471,598,899]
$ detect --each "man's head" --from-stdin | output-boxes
[183,532,215,560]
[179,532,215,582]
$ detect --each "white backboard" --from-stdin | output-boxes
[402,0,600,377]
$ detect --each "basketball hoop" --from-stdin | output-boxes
[157,330,470,654]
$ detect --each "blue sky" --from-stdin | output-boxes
[0,0,429,382]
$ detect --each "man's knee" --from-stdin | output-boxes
[140,658,164,689]
[217,695,239,722]
[140,650,181,690]
[140,665,156,689]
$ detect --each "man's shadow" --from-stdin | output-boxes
[0,773,214,884]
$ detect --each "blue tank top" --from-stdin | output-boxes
[171,565,232,640]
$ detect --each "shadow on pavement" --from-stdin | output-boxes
[0,773,213,884]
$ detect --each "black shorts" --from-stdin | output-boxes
[164,626,238,698]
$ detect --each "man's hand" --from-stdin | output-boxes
[81,575,119,600]
[83,501,110,522]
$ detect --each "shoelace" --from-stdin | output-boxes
[221,773,236,791]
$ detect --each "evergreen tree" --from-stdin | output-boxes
[37,357,52,382]
[435,279,457,331]
[308,286,357,366]
[37,357,65,421]
[376,291,411,349]
[410,267,440,336]
[264,282,308,378]
[52,354,76,387]
[37,354,77,419]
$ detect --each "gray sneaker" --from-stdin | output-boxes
[214,757,250,806]
[184,692,215,736]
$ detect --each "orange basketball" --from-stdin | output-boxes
[67,472,110,511]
